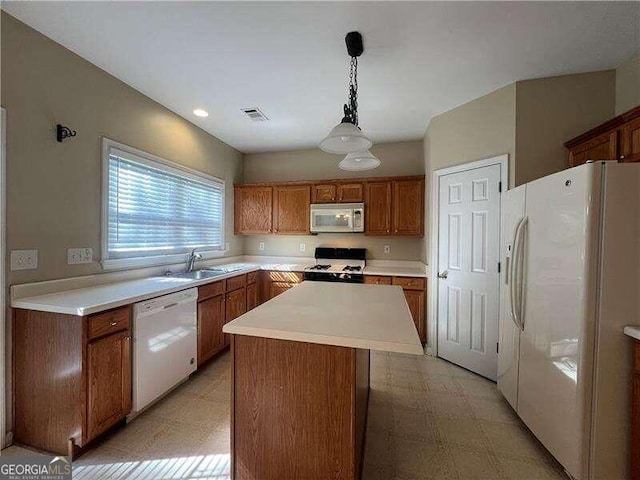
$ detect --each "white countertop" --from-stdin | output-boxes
[624,326,640,341]
[223,281,424,355]
[11,258,427,316]
[11,262,315,316]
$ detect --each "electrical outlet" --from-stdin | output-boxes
[299,243,306,253]
[383,245,391,254]
[11,250,38,271]
[259,242,265,251]
[67,248,93,265]
[225,242,230,251]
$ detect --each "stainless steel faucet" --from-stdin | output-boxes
[186,248,203,272]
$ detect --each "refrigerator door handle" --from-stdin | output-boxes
[513,217,528,331]
[509,217,525,330]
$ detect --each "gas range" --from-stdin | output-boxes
[303,248,366,283]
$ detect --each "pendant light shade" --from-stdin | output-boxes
[319,121,373,154]
[338,150,381,171]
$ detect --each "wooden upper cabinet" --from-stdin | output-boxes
[365,181,392,235]
[312,184,337,204]
[392,179,424,236]
[567,130,618,167]
[622,116,640,163]
[235,186,273,234]
[273,185,311,235]
[87,331,131,441]
[337,183,363,203]
[565,105,640,167]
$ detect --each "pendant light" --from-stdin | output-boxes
[320,32,373,156]
[339,150,381,171]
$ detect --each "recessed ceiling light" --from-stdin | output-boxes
[193,109,209,117]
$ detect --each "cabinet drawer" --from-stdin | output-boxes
[199,281,225,301]
[364,276,392,285]
[226,274,247,292]
[88,306,131,340]
[392,276,426,291]
[247,271,258,284]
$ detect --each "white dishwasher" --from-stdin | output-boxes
[131,288,198,416]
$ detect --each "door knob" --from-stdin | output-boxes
[438,271,448,279]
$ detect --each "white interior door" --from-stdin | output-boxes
[437,164,501,380]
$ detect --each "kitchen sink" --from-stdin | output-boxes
[174,270,226,280]
[202,266,245,274]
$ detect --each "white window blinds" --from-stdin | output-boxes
[105,144,224,264]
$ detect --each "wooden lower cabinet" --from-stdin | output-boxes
[261,271,304,301]
[225,287,247,346]
[403,290,426,343]
[231,335,369,480]
[197,294,226,366]
[87,331,132,440]
[13,306,132,456]
[246,281,258,311]
[633,340,640,479]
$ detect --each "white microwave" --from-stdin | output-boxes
[310,203,364,233]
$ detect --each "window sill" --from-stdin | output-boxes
[101,249,228,271]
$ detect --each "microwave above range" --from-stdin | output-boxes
[310,203,364,233]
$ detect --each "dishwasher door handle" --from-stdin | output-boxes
[162,302,179,310]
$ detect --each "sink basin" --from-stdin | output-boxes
[174,270,225,280]
[202,266,244,274]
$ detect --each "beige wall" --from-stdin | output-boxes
[615,52,640,115]
[422,84,517,259]
[515,70,615,186]
[1,12,244,286]
[244,141,424,183]
[243,141,425,260]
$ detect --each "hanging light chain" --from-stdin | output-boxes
[348,56,358,126]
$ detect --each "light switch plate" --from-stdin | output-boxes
[67,248,93,265]
[299,243,306,253]
[383,245,391,254]
[11,250,38,271]
[259,242,265,251]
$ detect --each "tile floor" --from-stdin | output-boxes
[2,350,566,479]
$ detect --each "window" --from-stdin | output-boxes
[102,139,225,269]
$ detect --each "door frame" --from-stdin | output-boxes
[428,154,508,357]
[0,107,6,448]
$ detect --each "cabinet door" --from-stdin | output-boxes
[197,294,225,366]
[392,179,424,236]
[273,185,311,234]
[312,184,337,203]
[365,181,392,235]
[337,183,363,203]
[235,186,273,234]
[225,288,247,346]
[270,282,296,299]
[246,282,259,311]
[87,331,131,441]
[568,130,618,167]
[622,117,640,163]
[404,290,426,343]
[364,275,392,285]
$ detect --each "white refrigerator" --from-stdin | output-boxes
[497,161,640,479]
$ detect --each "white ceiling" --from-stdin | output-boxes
[3,2,639,153]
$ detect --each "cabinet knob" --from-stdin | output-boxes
[110,321,118,326]
[619,155,625,160]
[124,336,131,341]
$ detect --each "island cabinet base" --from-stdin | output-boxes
[230,335,370,480]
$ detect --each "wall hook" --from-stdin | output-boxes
[56,124,76,142]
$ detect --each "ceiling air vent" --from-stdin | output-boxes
[241,107,268,122]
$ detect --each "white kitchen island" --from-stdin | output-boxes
[223,281,423,480]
